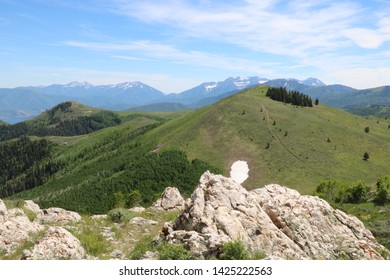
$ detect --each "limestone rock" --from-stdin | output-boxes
[36,207,81,224]
[251,184,385,259]
[0,199,7,216]
[129,217,158,226]
[91,214,107,220]
[164,171,388,260]
[0,205,44,255]
[23,200,43,216]
[22,226,85,260]
[129,207,145,213]
[151,187,185,211]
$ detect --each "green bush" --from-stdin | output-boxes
[219,239,249,260]
[107,208,135,223]
[374,175,390,205]
[315,180,371,204]
[337,181,371,203]
[158,242,193,260]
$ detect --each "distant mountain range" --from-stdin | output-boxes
[1,77,389,123]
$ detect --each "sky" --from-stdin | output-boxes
[1,0,390,93]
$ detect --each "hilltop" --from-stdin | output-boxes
[142,86,390,193]
[0,101,122,142]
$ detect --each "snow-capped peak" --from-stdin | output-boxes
[116,81,145,89]
[64,81,93,88]
[302,78,326,87]
[203,82,217,92]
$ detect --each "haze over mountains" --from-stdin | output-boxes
[1,76,389,123]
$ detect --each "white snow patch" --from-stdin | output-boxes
[230,160,249,184]
[204,83,217,91]
[233,81,250,87]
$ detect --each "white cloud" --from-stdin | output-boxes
[324,67,390,89]
[108,0,362,57]
[64,40,276,75]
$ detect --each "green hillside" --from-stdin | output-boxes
[0,101,122,141]
[9,113,219,213]
[29,101,103,125]
[7,86,390,214]
[142,86,390,194]
[348,105,390,118]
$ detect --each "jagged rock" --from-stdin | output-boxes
[129,217,158,226]
[36,207,81,224]
[0,199,7,216]
[164,171,388,260]
[101,226,115,241]
[0,205,44,255]
[23,200,42,216]
[151,187,185,211]
[22,226,85,260]
[252,184,386,260]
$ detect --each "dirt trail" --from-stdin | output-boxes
[261,104,305,163]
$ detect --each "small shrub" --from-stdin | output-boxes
[108,208,135,223]
[374,176,390,205]
[219,239,249,260]
[158,242,193,260]
[113,191,126,208]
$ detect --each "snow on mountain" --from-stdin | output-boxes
[64,81,93,88]
[302,78,326,87]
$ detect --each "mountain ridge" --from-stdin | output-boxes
[1,77,389,123]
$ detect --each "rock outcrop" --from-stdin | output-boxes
[36,207,81,224]
[0,199,82,258]
[0,200,44,255]
[22,226,85,260]
[151,187,185,211]
[162,171,388,260]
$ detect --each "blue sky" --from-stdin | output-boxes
[1,0,390,93]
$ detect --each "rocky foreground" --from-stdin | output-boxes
[1,171,389,260]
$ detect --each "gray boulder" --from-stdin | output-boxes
[22,226,85,260]
[163,171,388,260]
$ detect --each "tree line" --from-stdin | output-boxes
[0,136,62,197]
[314,175,390,205]
[33,149,221,214]
[0,111,121,142]
[266,87,315,107]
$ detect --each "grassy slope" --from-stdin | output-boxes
[142,86,390,194]
[28,101,103,126]
[11,86,390,202]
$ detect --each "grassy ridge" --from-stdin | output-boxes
[143,86,390,193]
[9,86,390,211]
[11,114,220,213]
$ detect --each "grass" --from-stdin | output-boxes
[335,202,390,252]
[142,86,390,194]
[0,229,47,260]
